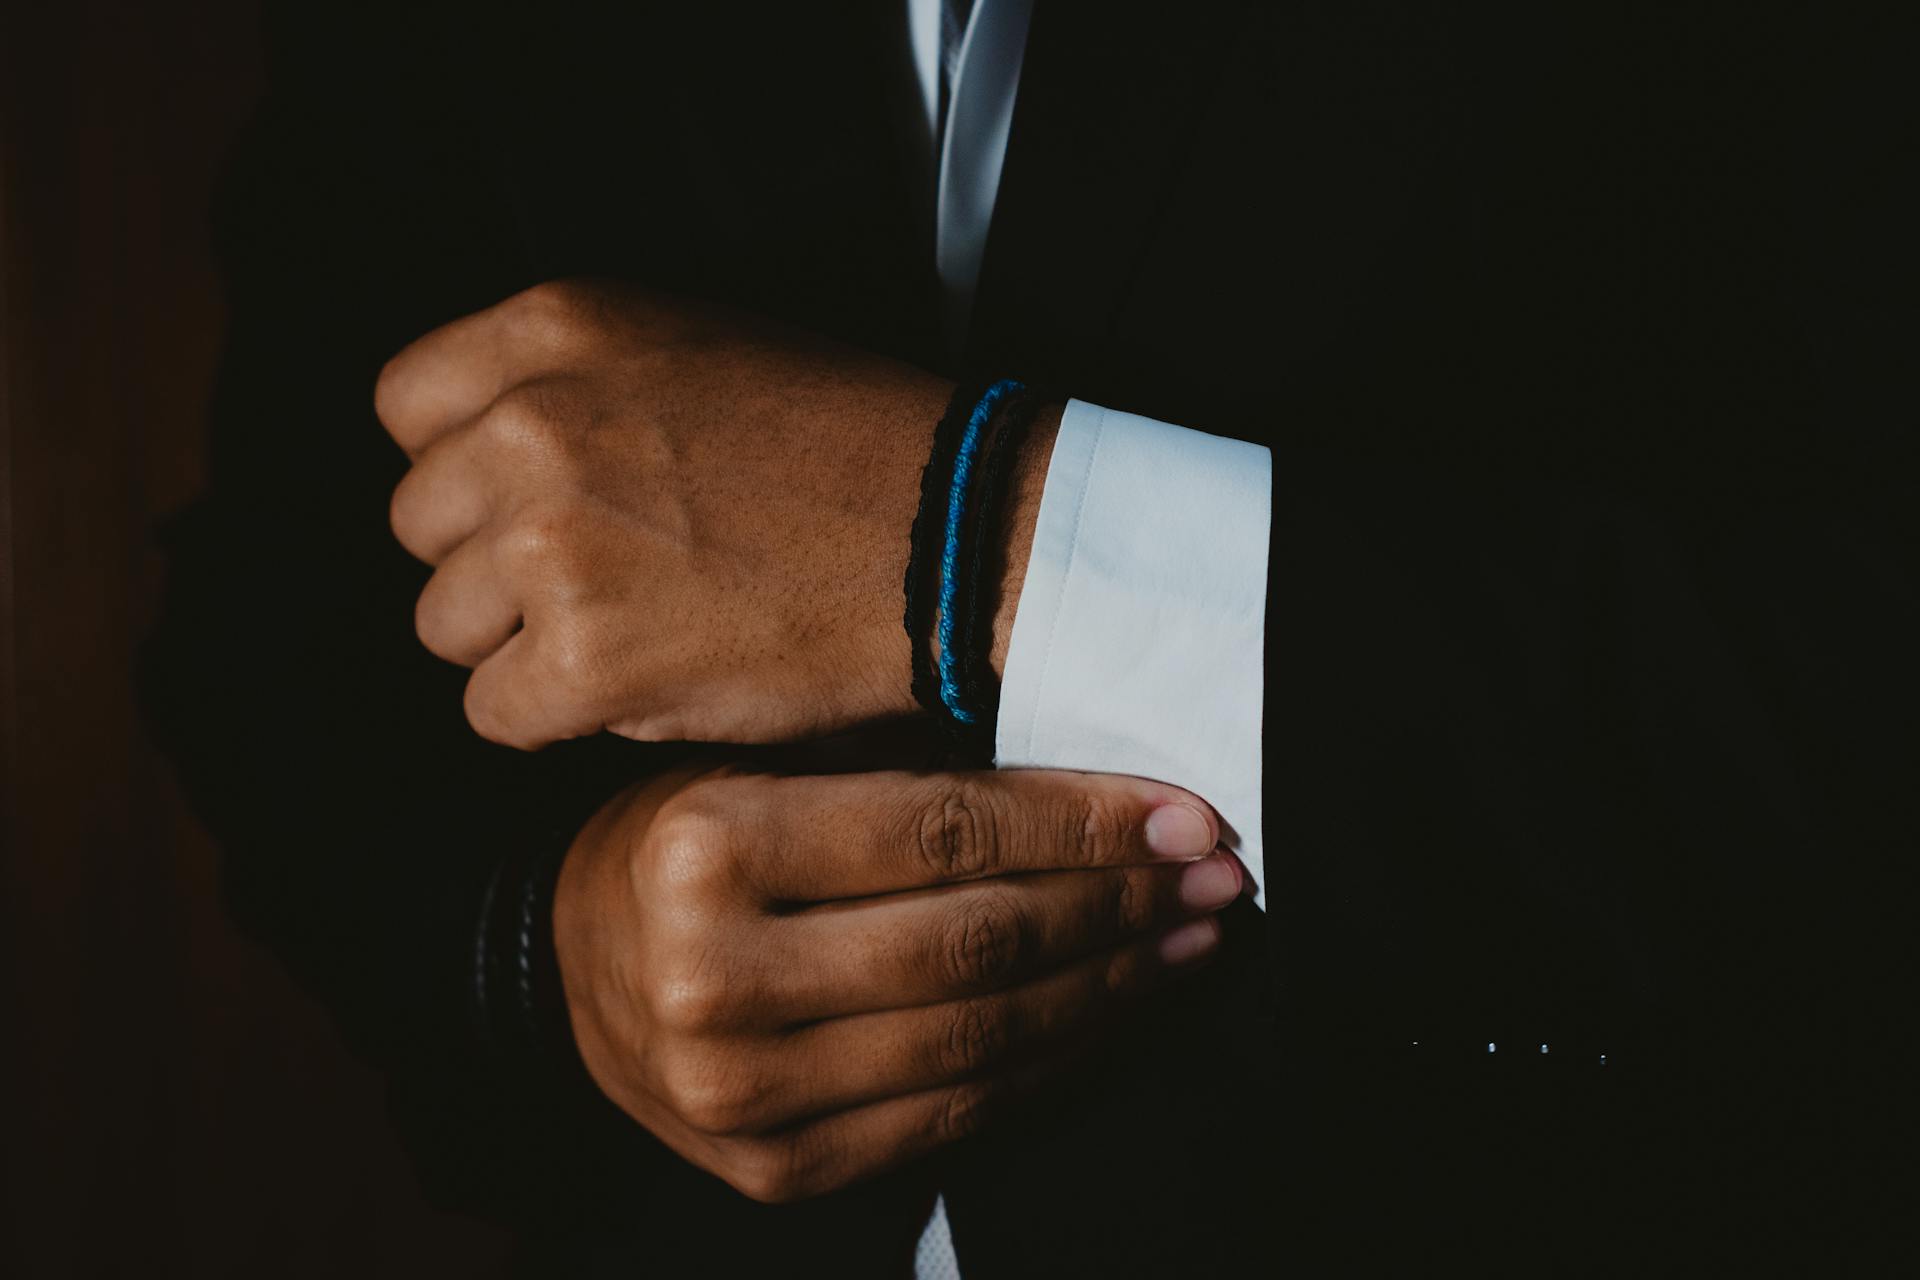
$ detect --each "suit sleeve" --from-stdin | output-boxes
[1251,197,1911,1253]
[991,18,1908,1249]
[138,21,728,1234]
[1263,403,1909,1258]
[147,56,964,1264]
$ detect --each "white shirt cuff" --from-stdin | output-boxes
[994,399,1270,901]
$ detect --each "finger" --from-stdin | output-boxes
[718,1065,1065,1203]
[711,924,1221,1198]
[388,423,497,565]
[765,853,1244,1020]
[747,769,1222,902]
[414,532,523,668]
[462,628,600,750]
[776,917,1220,1117]
[374,290,564,455]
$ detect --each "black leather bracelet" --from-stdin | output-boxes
[473,821,579,1067]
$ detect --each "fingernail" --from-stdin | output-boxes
[1157,918,1221,966]
[1179,855,1241,911]
[1144,803,1212,858]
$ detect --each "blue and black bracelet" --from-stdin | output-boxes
[904,378,1047,746]
[955,382,1043,722]
[904,379,991,720]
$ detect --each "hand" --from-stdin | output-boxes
[376,279,1058,749]
[554,762,1243,1203]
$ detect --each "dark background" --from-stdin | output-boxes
[1,3,507,1273]
[4,3,1908,1274]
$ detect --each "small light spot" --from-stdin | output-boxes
[1540,1043,1549,1054]
[1599,1054,1608,1066]
[1487,1042,1496,1053]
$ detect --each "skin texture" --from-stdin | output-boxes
[376,279,1185,1199]
[377,278,1060,750]
[554,762,1244,1203]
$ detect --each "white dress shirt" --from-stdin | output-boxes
[905,2,1270,1273]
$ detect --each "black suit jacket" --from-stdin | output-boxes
[148,2,1909,1273]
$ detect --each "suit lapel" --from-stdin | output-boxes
[965,0,1458,415]
[964,0,1251,382]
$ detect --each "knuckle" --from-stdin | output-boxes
[651,964,733,1034]
[1075,791,1133,867]
[645,798,735,903]
[608,711,683,745]
[511,279,590,333]
[461,675,529,751]
[514,277,573,310]
[372,353,413,430]
[660,1054,764,1136]
[666,772,747,829]
[726,1139,808,1205]
[939,995,1012,1078]
[938,893,1025,992]
[500,506,599,604]
[497,505,571,573]
[915,781,998,881]
[1100,943,1148,999]
[387,472,423,546]
[412,584,455,660]
[1109,865,1158,935]
[936,1082,997,1145]
[483,381,573,461]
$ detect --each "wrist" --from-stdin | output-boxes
[475,820,579,1068]
[989,402,1061,682]
[549,771,679,1114]
[893,385,1061,739]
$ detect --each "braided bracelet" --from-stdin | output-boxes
[903,378,1045,745]
[903,380,990,720]
[935,378,1025,724]
[473,822,576,1065]
[954,385,1045,724]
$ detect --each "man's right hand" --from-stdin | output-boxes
[554,762,1243,1203]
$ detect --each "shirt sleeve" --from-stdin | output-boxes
[994,399,1271,901]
